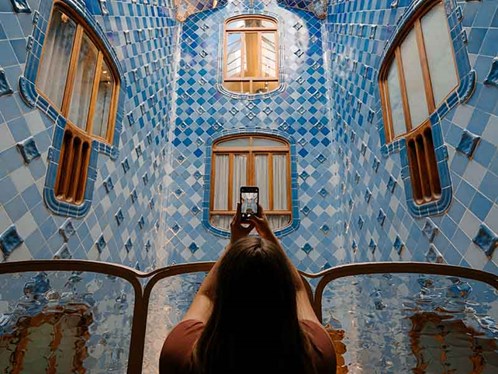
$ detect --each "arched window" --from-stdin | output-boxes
[223,15,279,94]
[36,3,119,204]
[379,1,458,205]
[210,135,291,231]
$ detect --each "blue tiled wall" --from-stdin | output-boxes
[161,0,346,272]
[324,0,498,272]
[0,0,180,270]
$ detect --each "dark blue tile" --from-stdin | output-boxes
[473,224,498,256]
[467,28,487,54]
[9,0,31,13]
[0,225,23,257]
[0,68,13,97]
[469,192,492,220]
[10,38,26,64]
[456,130,480,157]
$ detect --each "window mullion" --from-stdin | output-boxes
[228,153,234,211]
[248,151,254,185]
[268,153,273,211]
[395,47,412,133]
[241,31,246,79]
[415,19,436,114]
[286,151,291,212]
[85,52,103,135]
[61,25,84,117]
[258,30,262,79]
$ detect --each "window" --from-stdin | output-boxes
[379,1,458,205]
[36,3,119,204]
[210,135,291,231]
[223,16,279,94]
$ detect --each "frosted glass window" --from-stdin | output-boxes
[421,3,458,105]
[252,138,285,147]
[273,155,287,210]
[401,28,429,129]
[37,9,76,109]
[387,60,406,137]
[69,32,98,129]
[92,59,114,139]
[213,155,229,210]
[255,155,269,209]
[232,154,247,210]
[217,138,250,147]
[227,18,276,28]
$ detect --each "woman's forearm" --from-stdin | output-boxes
[196,244,229,299]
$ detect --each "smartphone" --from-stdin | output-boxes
[240,186,259,221]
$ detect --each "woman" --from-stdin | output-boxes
[160,203,336,373]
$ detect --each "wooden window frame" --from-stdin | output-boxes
[379,0,459,143]
[37,1,120,145]
[378,0,458,205]
[222,15,279,94]
[37,1,120,204]
[209,135,292,221]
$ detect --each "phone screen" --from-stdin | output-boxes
[240,187,259,220]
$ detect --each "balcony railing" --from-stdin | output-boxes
[0,260,497,373]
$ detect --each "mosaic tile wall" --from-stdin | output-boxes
[0,0,180,270]
[161,0,348,272]
[324,0,498,273]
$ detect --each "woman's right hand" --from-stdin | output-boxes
[248,204,279,245]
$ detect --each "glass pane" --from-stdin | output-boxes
[216,137,250,147]
[227,18,276,29]
[401,28,429,129]
[243,32,259,77]
[226,33,242,78]
[213,155,229,210]
[252,137,286,147]
[322,273,498,373]
[37,9,76,109]
[272,154,287,210]
[255,155,269,209]
[144,272,207,373]
[232,154,247,210]
[91,59,114,140]
[386,59,406,137]
[0,271,134,372]
[69,32,98,130]
[261,33,277,78]
[422,3,458,106]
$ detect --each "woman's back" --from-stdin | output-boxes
[159,206,336,373]
[160,318,336,373]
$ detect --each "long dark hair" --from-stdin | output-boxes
[192,237,315,373]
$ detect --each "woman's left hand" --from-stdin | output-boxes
[230,203,254,244]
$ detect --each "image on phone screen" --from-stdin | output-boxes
[241,189,258,220]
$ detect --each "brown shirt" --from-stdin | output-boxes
[160,319,336,373]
